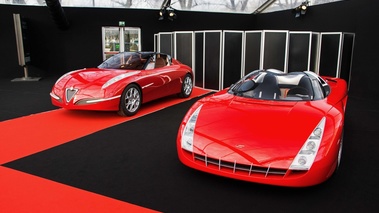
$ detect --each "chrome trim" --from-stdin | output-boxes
[83,95,121,104]
[65,87,78,103]
[249,164,253,176]
[50,92,60,100]
[142,83,154,89]
[265,164,271,177]
[193,153,288,176]
[75,95,121,105]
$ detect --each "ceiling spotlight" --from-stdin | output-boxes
[159,10,165,21]
[293,1,309,18]
[168,10,177,21]
[158,0,176,21]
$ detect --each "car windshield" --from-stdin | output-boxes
[98,52,150,70]
[229,70,318,101]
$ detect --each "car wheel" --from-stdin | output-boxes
[118,84,141,116]
[179,74,193,98]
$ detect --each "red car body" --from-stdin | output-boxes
[177,70,348,187]
[50,52,193,116]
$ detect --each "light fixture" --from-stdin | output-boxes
[293,1,309,18]
[159,10,165,21]
[159,0,177,21]
[167,9,177,21]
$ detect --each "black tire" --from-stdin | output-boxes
[178,74,193,98]
[118,84,141,116]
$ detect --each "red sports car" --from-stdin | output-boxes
[50,52,193,116]
[177,69,348,187]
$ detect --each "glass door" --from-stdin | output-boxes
[123,27,140,52]
[102,27,141,60]
[102,27,120,60]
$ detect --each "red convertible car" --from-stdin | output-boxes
[50,52,193,116]
[177,69,348,187]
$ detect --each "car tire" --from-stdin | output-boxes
[179,74,193,98]
[118,84,141,116]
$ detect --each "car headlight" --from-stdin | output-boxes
[289,117,326,170]
[181,104,202,152]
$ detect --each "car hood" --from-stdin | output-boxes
[58,68,141,89]
[192,92,330,168]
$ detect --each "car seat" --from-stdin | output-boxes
[287,76,313,100]
[252,73,281,99]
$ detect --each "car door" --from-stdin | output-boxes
[138,54,174,102]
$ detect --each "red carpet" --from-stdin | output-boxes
[0,167,160,213]
[0,87,211,213]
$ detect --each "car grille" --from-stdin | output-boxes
[65,88,78,103]
[192,152,292,178]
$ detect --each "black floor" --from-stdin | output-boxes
[1,77,379,212]
[0,77,58,121]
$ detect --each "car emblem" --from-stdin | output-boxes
[65,87,78,103]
